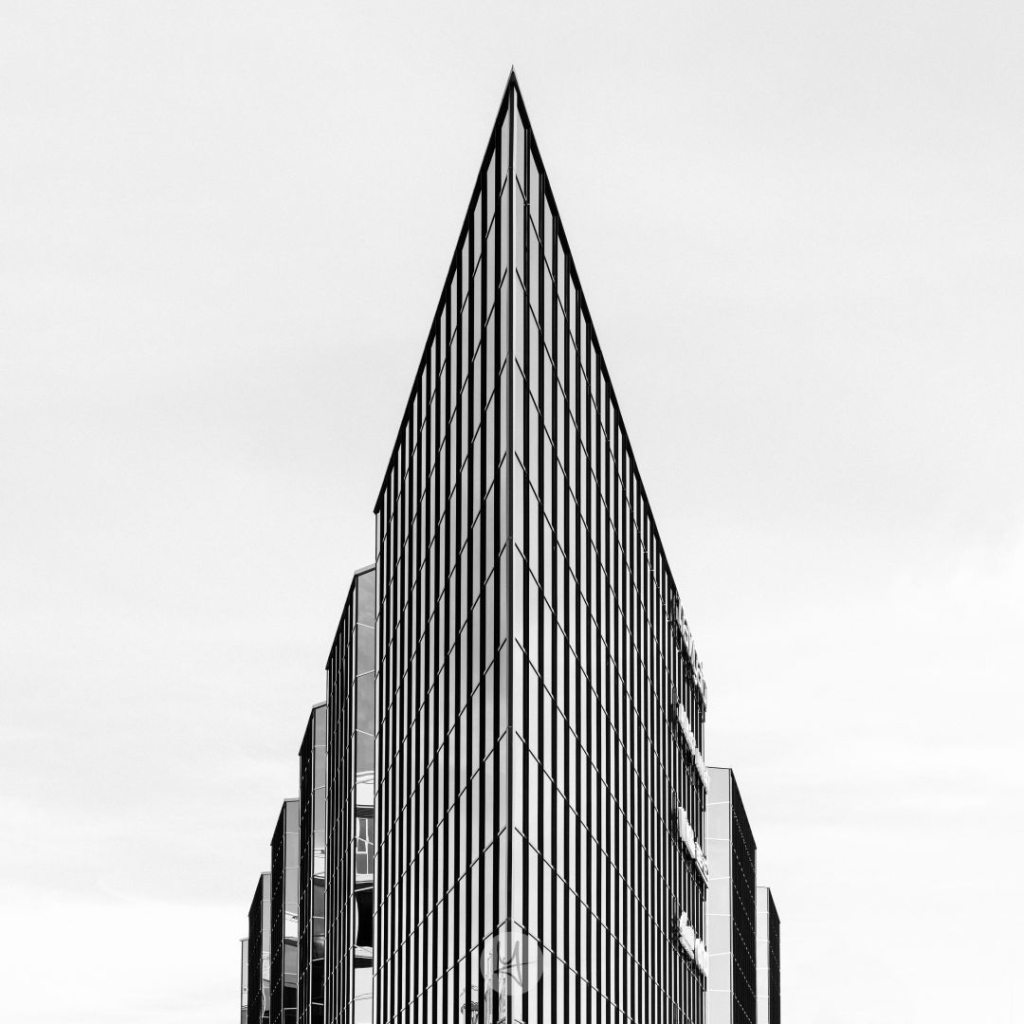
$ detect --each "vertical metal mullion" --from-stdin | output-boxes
[475,146,495,1024]
[440,299,452,1024]
[503,82,514,963]
[466,200,477,985]
[414,394,424,1021]
[599,392,604,1021]
[454,248,465,1024]
[351,602,358,1024]
[583,318,592,1024]
[610,413,618,1007]
[561,225,572,1024]
[431,322,442,1014]
[487,113,502,1024]
[442,295,453,1022]
[536,156,547,1021]
[426,332,438,1005]
[483,146,496,984]
[572,275,582,1024]
[395,441,406,1022]
[522,119,532,978]
[594,343,604,1011]
[548,195,561,1024]
[477,147,490,977]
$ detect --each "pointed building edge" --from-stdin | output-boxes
[373,71,526,513]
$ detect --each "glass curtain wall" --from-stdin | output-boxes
[707,769,756,1024]
[507,85,708,1024]
[755,887,780,1024]
[374,83,514,1024]
[248,873,272,1024]
[325,567,376,1024]
[729,778,756,1024]
[272,800,300,1024]
[300,704,328,1024]
[374,74,709,1024]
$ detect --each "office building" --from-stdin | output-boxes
[248,872,272,1024]
[756,887,780,1024]
[299,703,328,1024]
[243,569,375,1024]
[325,566,376,1024]
[707,768,757,1024]
[272,799,300,1024]
[373,71,709,1023]
[237,71,785,1024]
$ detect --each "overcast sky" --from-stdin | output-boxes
[2,3,1022,1022]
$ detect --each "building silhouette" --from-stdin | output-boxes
[247,872,272,1024]
[272,799,300,1024]
[373,71,709,1023]
[706,767,756,1024]
[238,71,782,1024]
[756,887,781,1024]
[241,938,249,1024]
[299,703,327,1024]
[325,566,376,1024]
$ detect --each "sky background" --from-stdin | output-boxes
[2,2,1022,1021]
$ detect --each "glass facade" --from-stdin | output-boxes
[755,887,780,1024]
[300,703,328,1024]
[373,74,709,1023]
[707,768,756,1024]
[325,567,376,1024]
[273,800,301,1024]
[235,70,795,1024]
[373,78,513,1024]
[248,873,272,1024]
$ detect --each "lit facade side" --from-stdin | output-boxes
[299,703,328,1024]
[272,799,300,1024]
[248,872,272,1024]
[373,73,709,1023]
[324,567,376,1024]
[755,887,780,1024]
[707,768,757,1024]
[373,82,513,1024]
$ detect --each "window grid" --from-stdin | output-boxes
[373,77,709,1024]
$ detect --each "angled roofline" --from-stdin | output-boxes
[251,871,271,906]
[508,83,698,640]
[368,71,700,660]
[373,71,518,515]
[298,699,328,756]
[270,798,298,847]
[324,562,375,672]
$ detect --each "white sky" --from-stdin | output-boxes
[2,3,1022,1021]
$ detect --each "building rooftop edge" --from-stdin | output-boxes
[367,73,708,681]
[324,564,374,672]
[373,73,520,516]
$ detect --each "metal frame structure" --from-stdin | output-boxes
[373,71,709,1024]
